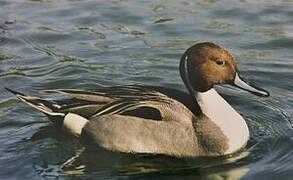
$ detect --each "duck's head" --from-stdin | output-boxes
[180,42,269,97]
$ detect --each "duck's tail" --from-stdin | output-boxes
[5,87,65,118]
[6,88,89,136]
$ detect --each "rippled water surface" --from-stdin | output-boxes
[0,0,293,179]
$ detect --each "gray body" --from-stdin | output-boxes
[6,85,229,157]
[83,113,228,157]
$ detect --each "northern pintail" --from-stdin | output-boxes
[6,42,269,157]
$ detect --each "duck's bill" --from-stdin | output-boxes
[232,73,270,97]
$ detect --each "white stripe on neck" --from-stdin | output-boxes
[196,88,249,154]
[184,56,194,91]
[63,113,89,137]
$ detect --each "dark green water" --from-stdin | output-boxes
[0,0,292,179]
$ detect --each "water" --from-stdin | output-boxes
[0,0,292,179]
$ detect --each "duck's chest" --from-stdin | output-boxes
[196,89,250,155]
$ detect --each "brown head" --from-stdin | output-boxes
[180,42,269,97]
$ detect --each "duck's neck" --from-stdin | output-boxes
[195,88,250,155]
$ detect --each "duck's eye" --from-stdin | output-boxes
[215,59,225,66]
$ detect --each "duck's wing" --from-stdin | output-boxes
[53,99,108,118]
[45,85,194,122]
[44,85,168,103]
[6,85,194,133]
[45,85,201,116]
[44,89,113,103]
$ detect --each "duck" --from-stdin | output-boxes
[6,42,269,157]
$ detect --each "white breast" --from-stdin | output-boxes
[196,88,249,154]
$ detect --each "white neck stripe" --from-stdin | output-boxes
[196,89,249,154]
[184,56,194,91]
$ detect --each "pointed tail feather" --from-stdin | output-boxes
[5,87,65,117]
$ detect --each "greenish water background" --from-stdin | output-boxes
[0,0,292,179]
